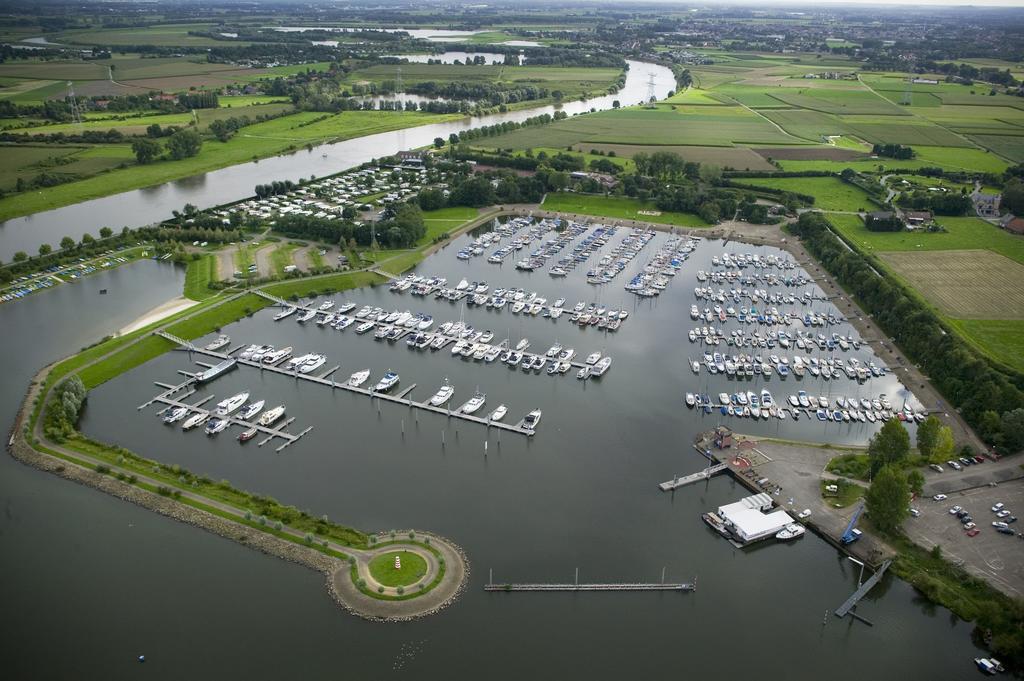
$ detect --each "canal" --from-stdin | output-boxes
[0,223,983,679]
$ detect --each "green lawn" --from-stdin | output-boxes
[741,176,874,212]
[269,243,299,277]
[945,319,1024,374]
[183,254,217,301]
[263,271,383,299]
[828,214,1024,265]
[541,193,709,227]
[368,551,428,587]
[165,293,268,341]
[421,206,479,244]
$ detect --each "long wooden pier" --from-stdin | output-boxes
[153,331,537,437]
[834,559,892,619]
[484,582,694,592]
[659,463,728,491]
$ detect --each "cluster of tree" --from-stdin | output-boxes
[208,115,251,142]
[872,143,914,160]
[375,202,427,248]
[166,128,203,160]
[650,184,737,225]
[0,129,124,144]
[792,212,1024,451]
[13,171,73,193]
[633,151,701,182]
[737,199,773,224]
[864,212,905,232]
[177,91,219,109]
[43,375,87,443]
[407,81,551,107]
[455,111,566,143]
[254,180,298,198]
[670,64,693,90]
[1002,178,1024,216]
[918,61,1019,87]
[898,190,973,216]
[268,204,424,250]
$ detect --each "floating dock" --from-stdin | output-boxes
[834,559,893,619]
[659,463,728,491]
[139,376,311,452]
[153,330,537,437]
[484,582,694,592]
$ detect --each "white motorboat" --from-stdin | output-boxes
[461,390,486,414]
[545,342,563,358]
[273,307,296,321]
[685,393,696,408]
[429,381,454,407]
[205,417,229,435]
[776,524,806,541]
[515,338,530,351]
[374,371,400,392]
[557,348,576,362]
[489,404,508,421]
[523,409,542,431]
[262,346,293,364]
[577,366,590,380]
[297,309,317,323]
[215,391,250,417]
[592,356,612,376]
[239,400,265,421]
[348,369,370,387]
[258,405,286,426]
[181,412,209,430]
[299,354,326,374]
[354,321,375,334]
[162,406,188,424]
[585,351,601,365]
[318,300,335,311]
[205,334,230,351]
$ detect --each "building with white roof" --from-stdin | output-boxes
[717,493,794,544]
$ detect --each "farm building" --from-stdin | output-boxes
[973,191,1001,218]
[1000,214,1024,235]
[904,210,933,228]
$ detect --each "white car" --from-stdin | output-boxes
[949,505,963,515]
[992,503,1005,512]
[933,494,948,501]
[997,510,1011,518]
[909,508,921,517]
[797,509,812,519]
[992,521,1009,529]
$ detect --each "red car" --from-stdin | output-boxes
[967,528,980,537]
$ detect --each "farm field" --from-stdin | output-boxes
[484,105,803,149]
[578,143,774,170]
[944,319,1024,374]
[0,110,464,222]
[540,193,709,227]
[740,177,874,211]
[54,24,254,48]
[828,214,1024,265]
[0,143,130,193]
[877,249,1024,320]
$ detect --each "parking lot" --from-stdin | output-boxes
[905,477,1024,598]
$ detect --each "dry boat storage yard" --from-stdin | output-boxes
[877,250,1024,320]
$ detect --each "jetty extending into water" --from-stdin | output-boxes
[835,559,893,620]
[153,330,538,438]
[659,463,728,491]
[484,582,694,592]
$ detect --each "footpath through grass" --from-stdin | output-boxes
[541,193,709,227]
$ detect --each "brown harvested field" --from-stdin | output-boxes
[577,143,776,171]
[879,249,1024,320]
[755,146,867,161]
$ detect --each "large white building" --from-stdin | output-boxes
[718,493,794,544]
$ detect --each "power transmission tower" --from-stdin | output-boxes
[67,81,83,125]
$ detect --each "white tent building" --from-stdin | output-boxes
[718,493,794,544]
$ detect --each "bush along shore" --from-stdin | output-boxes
[8,270,469,619]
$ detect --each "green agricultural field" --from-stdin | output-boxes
[219,95,291,107]
[911,146,1009,173]
[541,193,709,227]
[184,254,218,301]
[944,319,1024,374]
[568,143,773,170]
[741,177,874,211]
[969,135,1024,163]
[485,105,801,149]
[664,88,726,105]
[0,143,131,192]
[767,88,907,115]
[828,214,1024,265]
[55,24,253,48]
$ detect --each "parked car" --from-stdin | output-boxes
[961,515,973,524]
[996,526,1015,535]
[973,456,985,464]
[997,510,1011,518]
[966,528,980,537]
[909,508,921,517]
[949,505,962,514]
[930,464,944,473]
[992,521,1009,529]
[959,457,973,467]
[964,522,976,530]
[992,502,1005,512]
[947,460,962,471]
[933,493,948,501]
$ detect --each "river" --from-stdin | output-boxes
[0,223,982,679]
[0,59,669,262]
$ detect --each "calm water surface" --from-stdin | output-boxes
[28,227,980,679]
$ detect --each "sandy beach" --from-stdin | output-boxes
[117,296,199,335]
